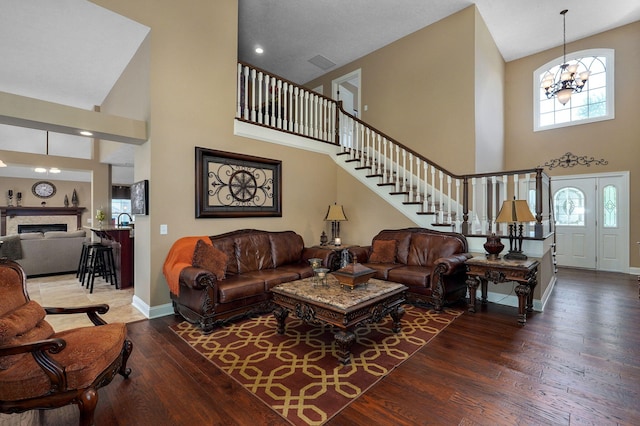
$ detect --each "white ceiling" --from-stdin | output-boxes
[1,0,639,182]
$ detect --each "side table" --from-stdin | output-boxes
[312,244,358,271]
[465,256,539,326]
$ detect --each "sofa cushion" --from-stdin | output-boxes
[235,233,274,273]
[270,231,303,267]
[44,230,86,239]
[217,275,266,303]
[0,323,126,401]
[0,301,54,370]
[211,237,238,275]
[277,264,314,279]
[360,263,401,281]
[427,235,467,264]
[244,269,300,291]
[387,265,433,288]
[0,235,22,260]
[407,233,432,266]
[369,239,397,263]
[372,230,412,264]
[193,239,228,280]
[19,232,44,240]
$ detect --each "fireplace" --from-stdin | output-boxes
[18,224,68,234]
[0,207,86,236]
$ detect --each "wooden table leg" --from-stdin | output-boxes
[480,277,489,305]
[467,275,479,312]
[514,283,531,326]
[273,306,289,334]
[335,330,356,365]
[389,305,405,333]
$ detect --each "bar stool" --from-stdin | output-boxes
[77,241,102,279]
[84,244,119,293]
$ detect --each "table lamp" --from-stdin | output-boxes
[495,198,536,260]
[324,203,347,245]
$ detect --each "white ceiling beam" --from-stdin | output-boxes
[0,91,147,145]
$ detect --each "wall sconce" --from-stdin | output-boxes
[324,203,347,245]
[495,198,536,260]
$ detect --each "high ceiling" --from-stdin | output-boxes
[239,0,640,84]
[1,0,639,182]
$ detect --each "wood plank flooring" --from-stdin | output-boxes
[4,268,639,425]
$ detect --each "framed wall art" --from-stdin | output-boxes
[130,180,149,215]
[195,147,282,218]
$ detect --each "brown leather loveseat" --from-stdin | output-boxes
[348,228,471,310]
[163,229,334,333]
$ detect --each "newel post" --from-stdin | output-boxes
[462,176,470,235]
[534,168,543,238]
[334,100,342,146]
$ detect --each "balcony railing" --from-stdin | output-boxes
[237,62,552,238]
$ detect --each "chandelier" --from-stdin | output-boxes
[541,10,590,105]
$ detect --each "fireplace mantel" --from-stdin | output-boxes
[0,207,86,236]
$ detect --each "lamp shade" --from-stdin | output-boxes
[495,199,536,223]
[325,204,347,221]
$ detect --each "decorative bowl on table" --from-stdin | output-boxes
[333,262,376,288]
[308,258,323,270]
[313,267,330,286]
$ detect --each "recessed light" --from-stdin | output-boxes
[49,168,61,174]
[80,130,93,136]
[255,47,264,54]
[34,167,47,173]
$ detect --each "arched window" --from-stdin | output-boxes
[603,185,617,228]
[534,49,614,131]
[554,187,585,226]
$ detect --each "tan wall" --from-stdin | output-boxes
[0,148,104,227]
[474,8,505,173]
[306,6,478,174]
[505,20,640,267]
[336,169,417,246]
[1,177,90,211]
[93,0,342,308]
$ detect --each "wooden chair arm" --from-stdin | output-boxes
[0,338,67,389]
[44,304,110,326]
[0,337,65,357]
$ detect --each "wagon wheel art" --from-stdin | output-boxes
[208,163,274,208]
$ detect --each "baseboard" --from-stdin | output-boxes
[131,295,174,319]
[629,267,640,275]
[537,274,557,312]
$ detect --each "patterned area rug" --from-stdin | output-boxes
[170,305,461,425]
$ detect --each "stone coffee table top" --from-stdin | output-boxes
[273,275,405,310]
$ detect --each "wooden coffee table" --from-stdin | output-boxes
[271,276,407,365]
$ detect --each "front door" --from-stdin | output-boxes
[553,172,629,272]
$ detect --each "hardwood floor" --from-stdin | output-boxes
[5,268,640,425]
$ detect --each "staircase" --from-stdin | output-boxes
[236,62,553,239]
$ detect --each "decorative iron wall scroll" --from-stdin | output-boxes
[540,152,608,170]
[195,147,282,218]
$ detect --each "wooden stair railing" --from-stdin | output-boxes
[237,62,553,238]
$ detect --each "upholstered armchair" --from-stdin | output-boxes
[0,258,132,426]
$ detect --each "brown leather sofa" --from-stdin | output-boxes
[348,228,471,310]
[163,229,335,333]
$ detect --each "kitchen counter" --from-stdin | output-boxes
[88,226,134,288]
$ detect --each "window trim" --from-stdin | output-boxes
[533,48,615,132]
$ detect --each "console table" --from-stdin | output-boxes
[465,256,539,326]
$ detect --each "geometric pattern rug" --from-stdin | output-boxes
[170,305,462,425]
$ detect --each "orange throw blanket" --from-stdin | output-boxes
[163,236,211,296]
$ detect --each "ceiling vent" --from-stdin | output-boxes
[308,54,336,70]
